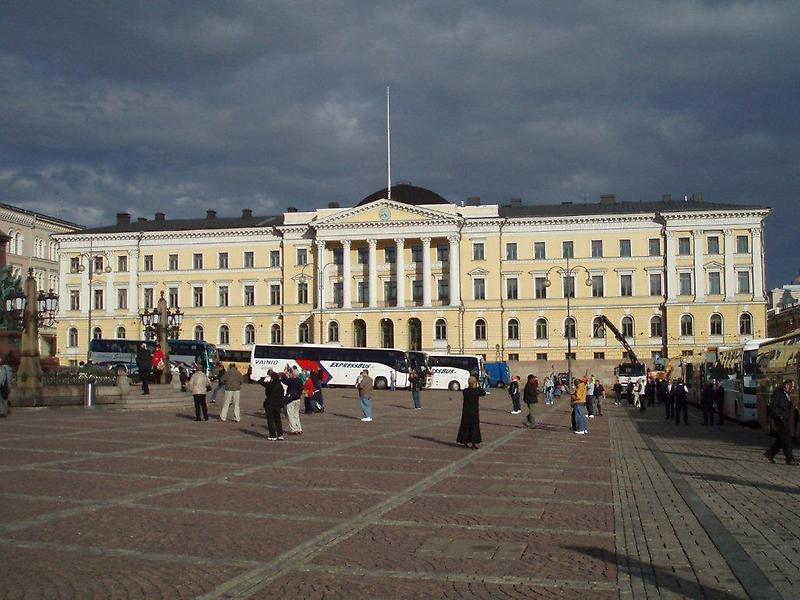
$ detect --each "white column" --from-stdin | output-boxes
[448,235,460,307]
[692,229,704,301]
[128,249,139,313]
[724,229,735,301]
[316,241,326,310]
[342,240,352,309]
[751,227,764,301]
[665,231,676,302]
[421,237,431,307]
[368,239,377,308]
[80,256,90,316]
[105,256,115,315]
[395,237,405,307]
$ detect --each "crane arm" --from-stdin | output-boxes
[596,315,639,364]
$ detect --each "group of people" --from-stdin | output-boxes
[134,343,166,394]
[568,375,606,434]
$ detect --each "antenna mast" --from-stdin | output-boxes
[386,86,391,201]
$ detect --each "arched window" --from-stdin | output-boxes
[680,314,693,336]
[474,319,487,341]
[353,319,366,347]
[244,324,255,345]
[270,323,282,344]
[298,322,310,343]
[592,317,605,338]
[710,313,723,336]
[328,321,339,343]
[621,316,634,338]
[13,232,21,254]
[507,318,519,340]
[92,327,102,340]
[434,318,447,341]
[535,318,548,340]
[219,325,230,345]
[68,328,78,347]
[739,312,752,335]
[116,326,126,339]
[564,317,576,339]
[650,315,663,338]
[194,325,204,341]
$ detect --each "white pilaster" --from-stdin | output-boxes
[57,256,69,317]
[692,229,704,301]
[105,261,115,315]
[342,240,352,309]
[751,227,764,301]
[80,257,89,316]
[724,229,735,301]
[448,235,461,307]
[316,241,326,310]
[368,239,377,308]
[128,249,139,313]
[421,237,431,307]
[665,231,676,302]
[395,238,405,307]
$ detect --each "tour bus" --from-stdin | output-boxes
[88,338,220,377]
[755,330,800,437]
[714,338,772,423]
[426,352,483,391]
[249,344,411,389]
[217,349,253,381]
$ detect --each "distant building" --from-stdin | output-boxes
[767,275,800,338]
[54,185,769,367]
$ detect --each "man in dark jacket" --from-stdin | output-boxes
[714,380,725,425]
[701,380,715,425]
[135,343,151,395]
[673,378,688,425]
[764,380,797,465]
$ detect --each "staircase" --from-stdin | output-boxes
[116,383,194,410]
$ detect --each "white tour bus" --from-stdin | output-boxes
[715,338,772,423]
[249,344,410,389]
[426,353,483,391]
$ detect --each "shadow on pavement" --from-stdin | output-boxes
[174,413,197,421]
[411,434,464,449]
[677,471,800,495]
[239,428,268,439]
[330,412,362,421]
[387,404,414,410]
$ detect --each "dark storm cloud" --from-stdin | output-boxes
[1,1,798,285]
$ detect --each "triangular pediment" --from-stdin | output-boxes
[314,199,459,229]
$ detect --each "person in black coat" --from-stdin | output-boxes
[508,375,521,414]
[521,373,538,428]
[457,375,485,449]
[714,381,725,425]
[701,380,716,425]
[259,370,285,440]
[135,343,151,395]
[673,378,688,425]
[764,380,797,465]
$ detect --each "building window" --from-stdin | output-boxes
[143,255,153,271]
[473,242,485,260]
[271,324,282,344]
[707,236,720,255]
[507,318,519,340]
[219,252,229,269]
[384,246,395,264]
[736,235,749,253]
[474,319,487,340]
[592,317,605,338]
[535,318,548,340]
[384,281,397,303]
[166,287,177,308]
[70,257,80,273]
[218,286,229,307]
[680,314,694,336]
[144,288,154,309]
[650,316,663,338]
[69,290,80,311]
[298,323,310,343]
[353,320,367,347]
[591,275,604,297]
[117,288,127,310]
[535,277,547,299]
[435,318,447,340]
[357,281,368,304]
[332,248,343,265]
[594,352,606,360]
[93,289,103,310]
[333,282,343,306]
[68,328,78,347]
[506,243,517,260]
[411,245,422,263]
[648,238,660,256]
[621,316,634,337]
[562,241,574,259]
[244,251,254,268]
[193,287,204,307]
[116,326,126,339]
[737,271,751,294]
[678,237,691,255]
[619,239,631,257]
[534,242,546,260]
[92,326,102,340]
[328,321,339,343]
[739,313,752,335]
[473,278,486,300]
[117,255,128,272]
[269,251,280,268]
[708,272,722,295]
[219,325,230,345]
[296,248,308,266]
[506,278,518,300]
[591,240,603,258]
[649,273,662,296]
[437,245,449,262]
[93,256,104,273]
[679,272,692,296]
[297,281,309,304]
[620,274,633,297]
[437,279,449,303]
[269,284,281,305]
[710,313,723,336]
[412,279,423,302]
[508,353,519,361]
[536,353,548,361]
[169,254,178,270]
[357,247,368,265]
[244,324,255,345]
[563,276,575,299]
[193,253,203,270]
[564,317,576,339]
[244,285,255,306]
[193,325,204,341]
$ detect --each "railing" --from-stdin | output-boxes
[43,368,118,387]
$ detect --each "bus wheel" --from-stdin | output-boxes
[374,377,387,390]
[449,381,461,391]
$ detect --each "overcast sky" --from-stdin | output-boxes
[1,1,797,286]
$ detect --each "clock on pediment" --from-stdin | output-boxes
[378,207,391,221]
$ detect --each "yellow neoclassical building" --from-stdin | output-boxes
[54,184,769,366]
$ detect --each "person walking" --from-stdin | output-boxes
[187,362,211,422]
[665,379,675,420]
[457,375,485,448]
[310,370,324,412]
[178,362,189,392]
[356,369,373,421]
[508,375,521,414]
[280,366,304,434]
[613,379,622,406]
[135,343,151,395]
[571,378,588,434]
[594,379,604,416]
[674,378,689,425]
[151,344,165,384]
[701,380,716,425]
[409,367,423,410]
[260,371,285,440]
[714,380,725,425]
[764,379,797,465]
[521,374,538,428]
[209,363,226,404]
[645,376,656,408]
[0,355,13,417]
[544,375,555,405]
[220,363,244,422]
[626,380,634,407]
[586,376,595,418]
[303,374,316,414]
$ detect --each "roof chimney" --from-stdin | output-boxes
[327,201,340,209]
[466,196,481,207]
[662,194,672,202]
[287,206,298,213]
[137,217,148,223]
[600,194,616,205]
[691,192,704,203]
[510,197,522,207]
[154,212,165,222]
[116,212,131,225]
[206,210,216,220]
[241,208,252,219]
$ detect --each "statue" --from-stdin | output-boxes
[0,265,22,331]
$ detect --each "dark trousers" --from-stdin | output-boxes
[766,417,794,462]
[265,404,283,438]
[702,402,715,425]
[665,396,674,419]
[511,393,520,412]
[716,399,724,424]
[193,394,208,421]
[674,399,688,425]
[140,371,150,395]
[304,395,314,414]
[647,393,655,407]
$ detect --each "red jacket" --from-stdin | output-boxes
[151,349,165,369]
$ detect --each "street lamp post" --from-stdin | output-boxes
[318,262,335,344]
[75,244,111,361]
[139,291,183,383]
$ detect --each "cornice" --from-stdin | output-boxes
[313,198,461,229]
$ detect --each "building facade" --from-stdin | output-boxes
[767,276,800,338]
[53,185,769,366]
